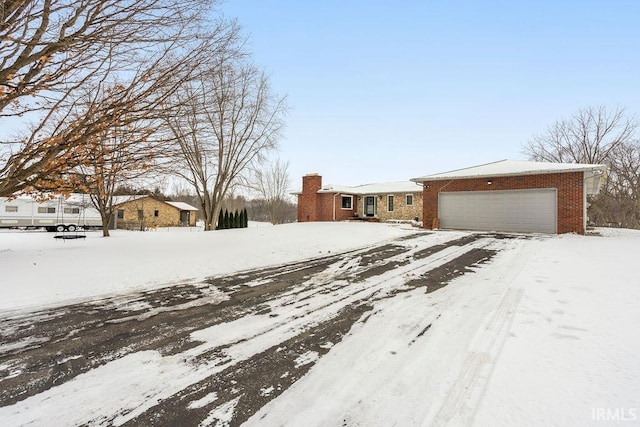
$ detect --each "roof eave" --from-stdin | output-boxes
[412,166,607,182]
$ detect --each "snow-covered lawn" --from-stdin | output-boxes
[0,222,410,312]
[1,223,639,425]
[474,227,640,426]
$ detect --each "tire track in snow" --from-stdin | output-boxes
[114,235,506,425]
[426,237,534,427]
[429,288,524,427]
[0,231,522,426]
[0,234,431,406]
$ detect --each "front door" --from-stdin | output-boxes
[180,211,190,226]
[364,196,375,217]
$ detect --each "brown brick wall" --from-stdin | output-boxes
[116,197,196,229]
[297,175,358,222]
[299,192,356,221]
[297,175,422,222]
[297,175,322,222]
[325,193,357,220]
[421,172,585,234]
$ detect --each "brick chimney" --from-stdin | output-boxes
[298,173,322,222]
[302,173,322,193]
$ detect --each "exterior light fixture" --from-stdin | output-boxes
[487,179,492,185]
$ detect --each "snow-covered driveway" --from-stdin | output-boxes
[1,225,639,426]
[0,230,529,425]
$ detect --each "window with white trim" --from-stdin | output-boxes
[37,207,56,214]
[5,206,18,212]
[387,195,394,212]
[406,194,413,206]
[63,207,80,214]
[341,195,353,210]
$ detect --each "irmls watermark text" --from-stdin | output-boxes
[592,407,638,422]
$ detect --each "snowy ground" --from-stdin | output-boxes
[1,223,639,426]
[0,222,405,312]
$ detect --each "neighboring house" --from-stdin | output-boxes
[411,159,607,234]
[110,195,198,230]
[295,174,423,223]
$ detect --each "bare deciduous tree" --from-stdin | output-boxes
[245,197,296,224]
[589,140,640,229]
[524,106,640,229]
[71,96,158,237]
[0,0,210,114]
[251,158,292,224]
[0,0,237,197]
[163,60,287,230]
[523,105,637,164]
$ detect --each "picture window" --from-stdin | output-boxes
[341,195,353,210]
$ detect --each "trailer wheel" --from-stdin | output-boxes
[55,224,66,232]
[67,224,77,232]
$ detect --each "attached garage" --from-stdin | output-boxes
[439,189,557,234]
[411,160,607,235]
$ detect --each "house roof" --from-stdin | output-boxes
[292,181,422,195]
[165,201,198,211]
[112,195,198,211]
[411,159,608,182]
[111,195,147,206]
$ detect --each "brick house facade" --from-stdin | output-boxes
[420,172,583,234]
[296,174,422,223]
[412,160,607,235]
[112,196,198,230]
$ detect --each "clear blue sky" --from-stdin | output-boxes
[218,0,640,189]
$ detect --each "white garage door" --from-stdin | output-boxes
[439,189,557,234]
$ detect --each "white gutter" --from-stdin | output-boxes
[411,165,608,183]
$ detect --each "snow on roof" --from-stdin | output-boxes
[411,159,608,182]
[111,195,147,206]
[112,196,198,211]
[291,181,422,196]
[317,181,422,195]
[165,201,198,211]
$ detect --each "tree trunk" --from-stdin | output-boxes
[101,212,111,237]
[204,208,213,231]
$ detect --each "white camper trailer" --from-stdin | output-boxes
[0,194,102,231]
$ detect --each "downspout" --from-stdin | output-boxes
[414,181,423,224]
[333,193,339,221]
[583,173,587,233]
